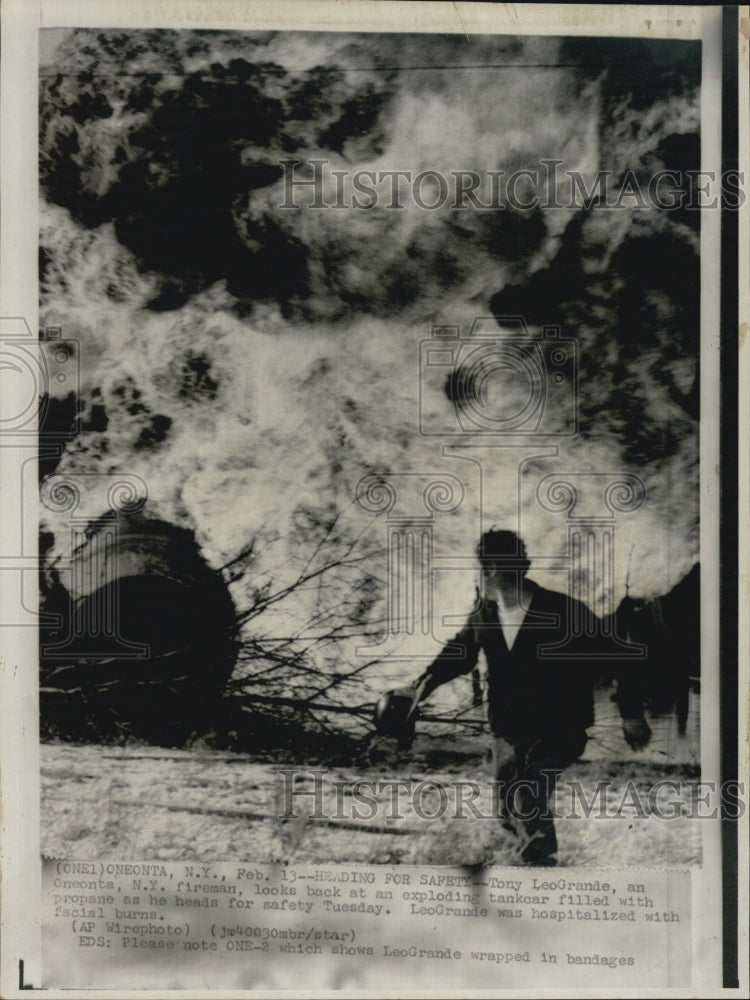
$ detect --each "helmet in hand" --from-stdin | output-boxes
[373,688,420,746]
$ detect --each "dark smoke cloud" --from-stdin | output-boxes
[42,30,697,323]
[41,30,399,313]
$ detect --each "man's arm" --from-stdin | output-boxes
[576,598,652,751]
[373,619,482,744]
[613,661,652,750]
[410,620,482,705]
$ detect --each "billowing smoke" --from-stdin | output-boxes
[39,29,700,692]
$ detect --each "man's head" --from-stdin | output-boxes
[476,529,530,584]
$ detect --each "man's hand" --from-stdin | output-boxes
[622,716,652,751]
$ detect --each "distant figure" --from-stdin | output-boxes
[375,529,651,866]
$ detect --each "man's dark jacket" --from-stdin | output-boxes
[415,581,646,741]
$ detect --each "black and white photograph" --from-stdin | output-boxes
[37,19,703,870]
[0,1,746,994]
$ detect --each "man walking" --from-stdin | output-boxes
[375,529,651,866]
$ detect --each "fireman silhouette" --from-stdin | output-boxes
[375,529,651,866]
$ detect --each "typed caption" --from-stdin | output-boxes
[43,860,691,989]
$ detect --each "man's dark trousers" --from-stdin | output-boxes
[492,728,588,865]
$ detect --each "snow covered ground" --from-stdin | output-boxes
[41,693,700,869]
